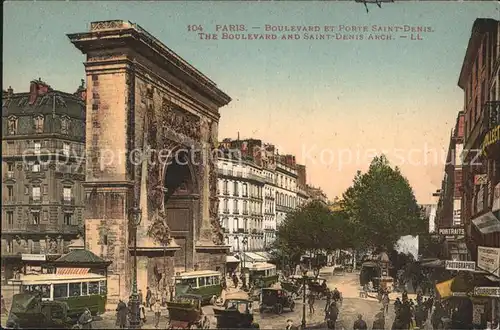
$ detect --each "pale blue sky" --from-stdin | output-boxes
[3,1,499,202]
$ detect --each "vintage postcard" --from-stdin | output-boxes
[2,1,499,329]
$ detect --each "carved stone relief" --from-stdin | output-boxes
[147,209,171,245]
[208,124,224,245]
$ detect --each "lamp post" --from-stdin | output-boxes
[301,269,308,329]
[242,236,249,290]
[242,236,248,268]
[129,203,142,329]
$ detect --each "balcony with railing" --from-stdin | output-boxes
[29,196,42,204]
[62,197,75,205]
[3,223,79,234]
[217,168,266,183]
[233,209,239,215]
[242,209,249,215]
[484,101,500,131]
[3,141,84,158]
[223,209,230,214]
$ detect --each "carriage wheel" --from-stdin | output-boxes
[289,301,295,312]
[274,303,283,315]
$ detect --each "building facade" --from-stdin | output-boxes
[216,138,329,254]
[1,80,86,281]
[458,18,500,261]
[217,147,266,253]
[275,155,298,228]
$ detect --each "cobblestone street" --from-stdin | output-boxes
[91,272,416,329]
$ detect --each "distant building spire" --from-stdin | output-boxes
[237,132,240,141]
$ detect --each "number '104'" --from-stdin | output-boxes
[188,25,203,32]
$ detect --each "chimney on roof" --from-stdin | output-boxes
[29,78,51,105]
[7,86,13,98]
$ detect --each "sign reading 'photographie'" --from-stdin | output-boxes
[474,287,500,297]
[477,246,500,277]
[438,227,465,236]
[445,260,476,271]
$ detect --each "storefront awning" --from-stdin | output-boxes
[421,259,445,268]
[56,268,89,275]
[472,212,500,234]
[254,252,272,261]
[226,255,240,263]
[243,252,267,263]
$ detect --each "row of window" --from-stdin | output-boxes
[221,218,263,231]
[4,209,74,226]
[463,32,499,139]
[221,198,262,214]
[276,173,296,191]
[276,192,297,208]
[5,184,73,201]
[7,115,71,135]
[220,180,263,198]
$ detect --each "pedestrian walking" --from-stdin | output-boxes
[115,299,128,329]
[153,298,161,329]
[138,289,144,306]
[382,292,390,314]
[146,287,152,311]
[325,301,339,329]
[232,272,239,288]
[353,314,368,330]
[307,292,315,315]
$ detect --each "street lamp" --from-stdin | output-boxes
[301,269,308,329]
[242,236,248,268]
[242,236,249,290]
[129,203,142,329]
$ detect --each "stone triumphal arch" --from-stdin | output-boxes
[68,20,231,303]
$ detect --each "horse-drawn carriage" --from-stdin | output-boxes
[166,294,210,329]
[213,294,259,328]
[286,275,330,299]
[280,277,303,300]
[5,293,75,329]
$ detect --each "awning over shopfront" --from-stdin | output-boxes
[472,212,500,234]
[435,276,470,299]
[226,255,240,263]
[421,259,445,268]
[56,268,90,275]
[243,252,267,263]
[254,252,272,261]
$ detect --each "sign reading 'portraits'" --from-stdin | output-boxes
[438,227,464,236]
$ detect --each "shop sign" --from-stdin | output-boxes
[477,246,500,277]
[21,254,46,261]
[473,287,500,297]
[451,292,468,296]
[455,143,463,166]
[476,186,484,213]
[474,174,488,185]
[481,125,500,156]
[493,183,500,212]
[438,227,465,236]
[445,260,476,271]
